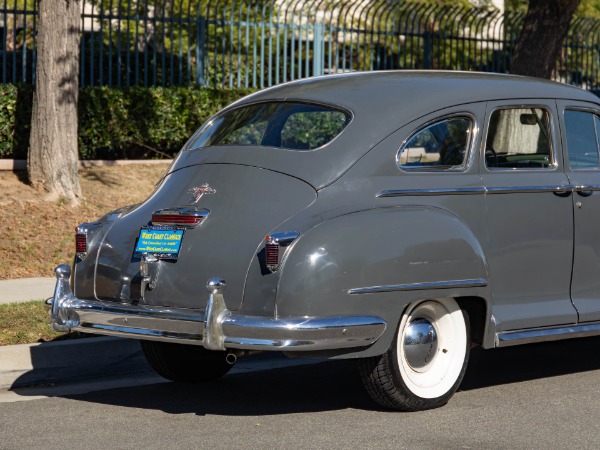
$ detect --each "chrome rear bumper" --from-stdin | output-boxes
[47,264,387,352]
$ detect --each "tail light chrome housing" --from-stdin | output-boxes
[75,222,102,260]
[265,231,300,272]
[151,207,210,228]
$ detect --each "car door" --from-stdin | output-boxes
[481,100,578,331]
[557,99,600,323]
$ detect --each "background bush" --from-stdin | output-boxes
[0,84,252,160]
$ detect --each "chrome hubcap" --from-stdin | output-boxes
[403,318,438,370]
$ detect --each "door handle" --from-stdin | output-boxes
[553,189,572,197]
[576,189,593,197]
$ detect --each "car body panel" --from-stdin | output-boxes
[479,99,578,330]
[557,99,600,323]
[50,71,600,359]
[87,164,316,310]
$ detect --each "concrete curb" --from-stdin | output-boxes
[0,159,172,171]
[0,336,149,389]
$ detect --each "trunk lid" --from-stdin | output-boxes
[94,164,316,310]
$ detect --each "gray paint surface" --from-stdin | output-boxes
[68,71,600,356]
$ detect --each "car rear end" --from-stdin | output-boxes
[48,98,387,352]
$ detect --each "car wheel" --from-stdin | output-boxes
[359,298,470,411]
[141,341,235,383]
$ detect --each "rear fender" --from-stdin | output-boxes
[276,206,490,357]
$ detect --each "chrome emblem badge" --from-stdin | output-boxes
[188,183,216,205]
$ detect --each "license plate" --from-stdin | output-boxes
[135,227,184,259]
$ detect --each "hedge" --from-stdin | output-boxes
[0,84,253,160]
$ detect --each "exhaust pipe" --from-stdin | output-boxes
[225,352,237,365]
[225,349,251,365]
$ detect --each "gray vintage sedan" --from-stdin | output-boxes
[48,71,600,411]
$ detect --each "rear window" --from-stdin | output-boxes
[188,102,351,151]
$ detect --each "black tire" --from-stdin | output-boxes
[141,341,235,383]
[359,298,470,411]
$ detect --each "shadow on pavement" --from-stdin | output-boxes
[48,335,600,415]
[62,359,374,416]
[461,335,600,391]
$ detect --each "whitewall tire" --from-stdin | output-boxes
[359,298,470,411]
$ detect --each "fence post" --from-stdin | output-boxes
[196,16,206,87]
[423,31,433,69]
[313,22,324,76]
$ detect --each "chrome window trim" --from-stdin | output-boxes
[562,106,600,171]
[348,278,488,295]
[395,112,478,173]
[483,104,559,172]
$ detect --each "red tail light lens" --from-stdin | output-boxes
[265,231,299,272]
[151,214,204,226]
[75,233,87,254]
[151,208,209,228]
[265,243,280,267]
[74,222,102,261]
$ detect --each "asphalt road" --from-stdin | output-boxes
[2,337,600,449]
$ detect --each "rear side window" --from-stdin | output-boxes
[564,110,600,169]
[397,117,472,170]
[188,102,350,151]
[485,107,552,169]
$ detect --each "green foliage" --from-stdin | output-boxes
[506,0,600,18]
[0,84,33,160]
[0,85,252,160]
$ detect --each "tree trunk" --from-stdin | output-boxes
[28,0,82,203]
[511,0,581,79]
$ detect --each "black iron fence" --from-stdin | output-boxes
[2,0,600,90]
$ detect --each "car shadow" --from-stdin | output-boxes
[43,335,600,416]
[61,359,375,416]
[460,335,600,391]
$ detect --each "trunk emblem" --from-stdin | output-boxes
[188,183,216,205]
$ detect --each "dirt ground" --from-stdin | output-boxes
[0,164,169,280]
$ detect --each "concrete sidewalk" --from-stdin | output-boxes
[0,277,55,305]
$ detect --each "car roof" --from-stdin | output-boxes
[233,71,598,115]
[178,72,600,190]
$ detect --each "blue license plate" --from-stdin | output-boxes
[135,227,184,259]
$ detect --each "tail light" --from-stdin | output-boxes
[265,231,300,272]
[152,207,209,228]
[75,222,102,260]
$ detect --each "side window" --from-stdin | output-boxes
[397,117,472,170]
[564,110,600,169]
[485,107,552,169]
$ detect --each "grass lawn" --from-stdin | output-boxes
[0,300,90,345]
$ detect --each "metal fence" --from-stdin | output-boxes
[2,0,600,90]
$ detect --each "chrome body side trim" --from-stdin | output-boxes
[496,322,600,347]
[485,185,575,194]
[348,278,488,295]
[377,187,486,197]
[573,185,600,191]
[377,185,581,198]
[48,265,387,351]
